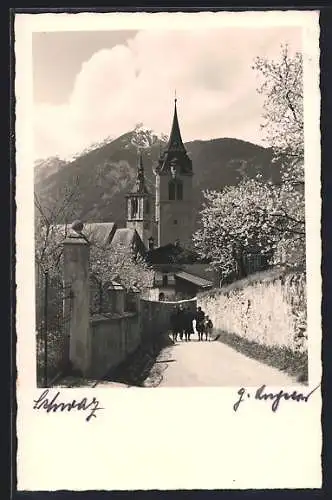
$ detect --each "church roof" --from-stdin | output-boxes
[52,222,117,247]
[110,228,137,248]
[110,228,147,256]
[156,98,193,176]
[46,222,146,256]
[166,98,186,153]
[83,223,117,246]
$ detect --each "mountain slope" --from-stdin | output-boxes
[35,131,280,227]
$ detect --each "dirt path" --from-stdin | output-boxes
[144,335,296,387]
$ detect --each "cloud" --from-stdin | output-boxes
[33,27,302,160]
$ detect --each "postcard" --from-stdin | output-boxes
[15,10,321,491]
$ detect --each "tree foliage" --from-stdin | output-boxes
[35,177,154,294]
[194,44,305,278]
[194,177,305,278]
[253,43,305,264]
[34,178,81,277]
[87,228,154,293]
[253,44,303,164]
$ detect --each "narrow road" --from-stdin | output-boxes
[144,335,296,387]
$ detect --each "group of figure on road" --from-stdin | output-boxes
[170,305,213,343]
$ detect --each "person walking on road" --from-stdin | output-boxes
[170,306,179,343]
[205,315,213,341]
[185,307,194,342]
[178,305,185,341]
[182,306,191,341]
[195,306,205,341]
[182,306,188,341]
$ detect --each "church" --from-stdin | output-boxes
[56,98,215,300]
[124,97,216,299]
[126,97,195,250]
[58,98,267,299]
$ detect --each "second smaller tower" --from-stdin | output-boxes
[126,151,153,249]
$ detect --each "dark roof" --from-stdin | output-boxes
[175,271,213,289]
[166,99,186,153]
[155,99,193,176]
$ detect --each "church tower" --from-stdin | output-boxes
[154,97,194,248]
[126,151,153,248]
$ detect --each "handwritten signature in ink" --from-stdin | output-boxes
[33,389,104,422]
[233,383,320,413]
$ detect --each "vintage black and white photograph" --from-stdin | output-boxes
[31,18,315,390]
[15,11,322,492]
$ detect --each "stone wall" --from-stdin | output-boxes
[197,268,307,352]
[89,295,197,379]
[89,312,140,379]
[63,234,91,376]
[140,297,197,340]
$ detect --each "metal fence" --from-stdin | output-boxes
[36,266,73,387]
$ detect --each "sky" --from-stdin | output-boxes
[33,27,302,160]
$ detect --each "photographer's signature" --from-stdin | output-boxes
[233,383,320,413]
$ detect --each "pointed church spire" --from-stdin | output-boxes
[137,148,144,178]
[167,95,186,153]
[131,149,149,194]
[155,95,193,176]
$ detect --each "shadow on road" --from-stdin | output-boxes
[102,333,174,387]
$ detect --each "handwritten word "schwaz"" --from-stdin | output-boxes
[33,390,104,422]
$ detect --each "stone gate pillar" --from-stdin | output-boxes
[63,222,91,376]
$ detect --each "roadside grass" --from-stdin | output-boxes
[214,330,308,384]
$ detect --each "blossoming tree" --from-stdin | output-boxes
[194,44,305,279]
